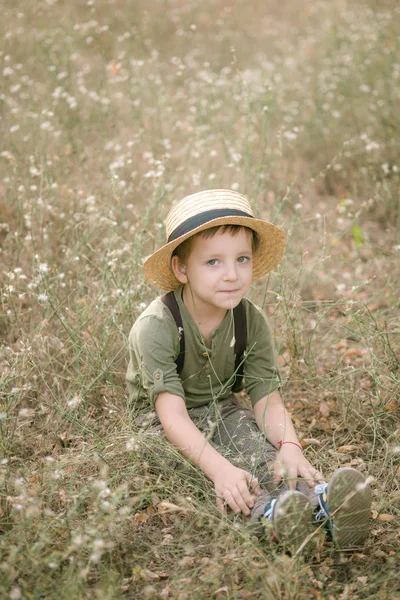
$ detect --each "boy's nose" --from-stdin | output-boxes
[223,263,239,281]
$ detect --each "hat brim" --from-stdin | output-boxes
[143,215,285,291]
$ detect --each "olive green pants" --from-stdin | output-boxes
[137,394,319,528]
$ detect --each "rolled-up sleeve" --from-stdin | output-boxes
[244,302,281,406]
[127,312,185,407]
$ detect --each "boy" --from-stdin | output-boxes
[127,189,372,552]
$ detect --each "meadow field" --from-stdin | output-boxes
[1,0,399,598]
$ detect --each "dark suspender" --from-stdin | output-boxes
[232,300,247,391]
[161,291,247,392]
[161,291,185,375]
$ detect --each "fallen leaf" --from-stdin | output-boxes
[179,556,194,567]
[344,347,364,359]
[301,438,322,447]
[384,399,397,412]
[145,570,160,581]
[348,458,365,467]
[133,512,150,524]
[320,402,330,417]
[215,586,229,595]
[338,445,357,453]
[378,513,395,522]
[145,569,168,581]
[158,501,187,513]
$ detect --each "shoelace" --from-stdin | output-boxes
[263,498,277,522]
[314,482,330,522]
[262,498,279,543]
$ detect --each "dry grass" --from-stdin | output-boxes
[1,0,399,598]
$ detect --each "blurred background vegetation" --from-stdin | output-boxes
[0,0,399,598]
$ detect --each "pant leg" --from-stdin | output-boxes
[136,398,319,527]
[201,396,319,517]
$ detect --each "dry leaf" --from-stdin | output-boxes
[344,347,364,359]
[384,399,397,412]
[179,556,195,567]
[215,586,229,595]
[158,501,187,513]
[338,445,357,453]
[348,458,365,468]
[133,511,150,524]
[145,569,168,581]
[378,513,395,522]
[302,438,322,447]
[145,569,161,581]
[320,402,330,417]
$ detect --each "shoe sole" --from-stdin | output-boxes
[271,490,314,554]
[327,467,372,550]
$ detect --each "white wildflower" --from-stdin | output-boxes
[38,263,49,273]
[126,437,139,451]
[283,130,297,141]
[365,141,380,152]
[67,395,82,409]
[9,587,22,600]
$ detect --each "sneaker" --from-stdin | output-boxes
[263,490,314,554]
[314,467,372,550]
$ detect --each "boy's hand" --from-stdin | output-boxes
[273,444,325,490]
[212,464,261,516]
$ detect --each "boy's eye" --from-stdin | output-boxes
[237,256,251,263]
[207,259,219,266]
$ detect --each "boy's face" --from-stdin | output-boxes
[177,227,253,315]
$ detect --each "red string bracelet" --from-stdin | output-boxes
[278,440,303,451]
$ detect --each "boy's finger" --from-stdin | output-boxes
[301,466,325,487]
[237,481,255,511]
[223,490,243,515]
[245,472,260,494]
[227,484,249,513]
[216,496,227,516]
[249,477,261,495]
[273,460,284,485]
[287,471,297,490]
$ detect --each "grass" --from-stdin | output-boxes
[1,0,399,598]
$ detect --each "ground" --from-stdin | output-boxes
[0,0,399,598]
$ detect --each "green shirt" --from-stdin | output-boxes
[126,286,281,409]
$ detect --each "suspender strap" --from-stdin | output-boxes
[161,291,185,375]
[232,300,247,391]
[161,292,247,390]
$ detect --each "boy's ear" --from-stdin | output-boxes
[170,255,188,283]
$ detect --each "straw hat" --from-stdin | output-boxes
[143,189,285,290]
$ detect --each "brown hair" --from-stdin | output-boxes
[172,224,260,264]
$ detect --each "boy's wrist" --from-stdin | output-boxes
[200,452,232,482]
[278,440,302,452]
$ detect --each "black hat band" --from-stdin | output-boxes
[167,208,253,243]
